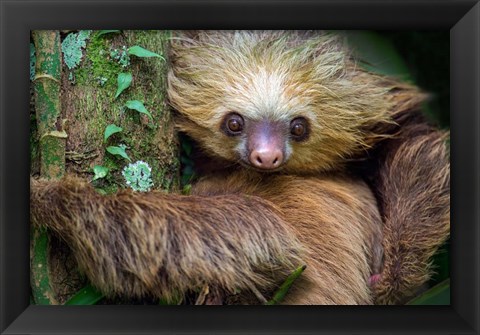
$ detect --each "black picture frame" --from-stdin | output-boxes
[0,0,478,334]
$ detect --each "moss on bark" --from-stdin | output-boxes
[62,30,179,193]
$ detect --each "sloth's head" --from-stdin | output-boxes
[168,30,420,173]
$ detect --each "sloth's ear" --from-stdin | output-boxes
[364,70,428,116]
[384,80,429,125]
[374,83,430,146]
[362,69,429,119]
[377,81,430,141]
[351,69,430,147]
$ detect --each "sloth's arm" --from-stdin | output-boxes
[350,73,450,304]
[371,125,450,305]
[30,176,302,300]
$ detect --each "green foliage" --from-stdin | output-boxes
[97,30,121,37]
[344,31,411,81]
[128,45,164,60]
[182,184,192,195]
[125,100,153,121]
[95,188,108,195]
[110,45,130,68]
[64,284,104,305]
[92,165,109,181]
[381,32,450,127]
[77,33,123,88]
[96,76,108,86]
[122,160,154,192]
[106,144,131,162]
[406,279,450,305]
[115,72,132,99]
[104,124,123,142]
[61,30,92,70]
[30,43,36,80]
[266,265,306,305]
[180,157,195,186]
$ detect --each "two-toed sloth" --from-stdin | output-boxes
[30,31,450,305]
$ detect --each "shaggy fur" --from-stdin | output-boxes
[369,122,450,304]
[30,177,302,301]
[168,31,424,173]
[30,30,450,305]
[192,172,383,304]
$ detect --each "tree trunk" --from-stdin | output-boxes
[31,30,63,305]
[61,30,179,191]
[30,30,179,304]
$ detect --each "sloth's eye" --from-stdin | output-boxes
[290,117,309,141]
[291,123,305,136]
[222,113,244,136]
[228,119,242,132]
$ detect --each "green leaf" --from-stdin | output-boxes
[114,72,132,99]
[64,284,104,305]
[125,100,153,121]
[97,30,121,37]
[406,279,450,305]
[106,146,131,162]
[158,295,182,305]
[92,165,109,181]
[266,265,306,305]
[128,45,165,60]
[104,124,123,142]
[182,184,192,195]
[95,188,107,195]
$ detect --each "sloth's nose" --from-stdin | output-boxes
[250,148,283,169]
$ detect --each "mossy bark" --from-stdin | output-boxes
[62,30,179,193]
[31,30,63,305]
[30,30,179,304]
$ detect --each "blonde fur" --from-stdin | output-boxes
[168,31,422,173]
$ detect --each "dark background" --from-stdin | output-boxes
[382,32,450,127]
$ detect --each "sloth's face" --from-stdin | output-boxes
[219,112,310,172]
[168,30,397,174]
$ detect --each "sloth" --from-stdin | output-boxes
[30,31,450,305]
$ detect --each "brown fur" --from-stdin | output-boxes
[30,176,303,301]
[370,125,450,304]
[31,171,382,304]
[193,172,383,304]
[30,30,450,304]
